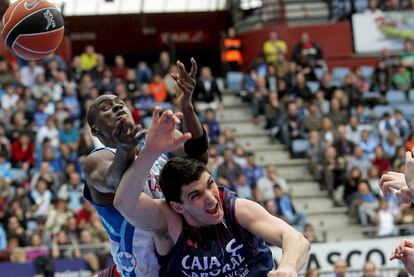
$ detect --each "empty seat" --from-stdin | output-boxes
[386,90,406,105]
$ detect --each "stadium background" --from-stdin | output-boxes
[0,0,412,276]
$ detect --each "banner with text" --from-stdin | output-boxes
[352,11,414,54]
[270,236,409,272]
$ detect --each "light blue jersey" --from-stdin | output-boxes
[84,145,167,277]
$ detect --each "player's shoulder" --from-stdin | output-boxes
[83,148,116,173]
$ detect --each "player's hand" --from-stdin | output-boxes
[112,116,145,151]
[145,106,191,154]
[268,268,297,277]
[379,171,413,203]
[390,239,414,275]
[405,150,414,191]
[171,58,197,109]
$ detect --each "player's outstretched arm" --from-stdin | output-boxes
[172,58,209,164]
[390,239,414,275]
[236,198,310,276]
[114,107,191,231]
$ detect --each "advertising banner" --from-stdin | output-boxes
[271,236,409,272]
[352,11,414,54]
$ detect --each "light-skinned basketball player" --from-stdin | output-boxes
[83,58,209,276]
[114,107,311,276]
[379,149,414,275]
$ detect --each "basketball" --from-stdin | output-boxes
[1,0,64,60]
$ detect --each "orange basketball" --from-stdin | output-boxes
[1,0,64,60]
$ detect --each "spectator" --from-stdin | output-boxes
[57,172,83,212]
[333,259,348,277]
[242,152,265,188]
[262,31,287,64]
[306,268,320,277]
[111,55,128,80]
[292,32,324,72]
[207,144,223,178]
[279,102,306,146]
[375,199,397,237]
[274,184,307,231]
[153,51,171,77]
[20,60,44,87]
[333,125,355,159]
[221,27,243,72]
[372,145,391,177]
[371,59,390,95]
[51,230,80,259]
[202,108,221,144]
[31,74,53,101]
[303,223,319,243]
[364,0,383,16]
[251,77,269,123]
[328,98,348,128]
[264,91,283,132]
[193,66,222,112]
[59,117,80,147]
[233,172,253,200]
[392,65,411,95]
[136,61,152,84]
[319,72,336,101]
[257,165,287,201]
[31,178,53,218]
[0,150,12,183]
[390,109,410,141]
[46,199,74,235]
[0,56,14,88]
[149,73,168,103]
[322,145,346,200]
[80,45,97,72]
[350,181,379,227]
[216,147,242,189]
[359,130,378,161]
[362,261,379,277]
[307,130,325,181]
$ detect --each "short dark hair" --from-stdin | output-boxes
[159,157,207,205]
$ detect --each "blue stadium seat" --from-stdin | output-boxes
[306,81,320,94]
[332,67,350,86]
[398,104,414,121]
[291,139,309,158]
[386,90,406,105]
[409,89,414,103]
[360,65,374,81]
[314,67,325,81]
[372,105,394,119]
[226,71,244,93]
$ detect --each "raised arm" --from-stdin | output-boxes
[171,58,209,163]
[236,198,310,275]
[113,108,191,231]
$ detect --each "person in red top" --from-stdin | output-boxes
[111,55,128,80]
[11,132,34,171]
[292,32,324,71]
[149,73,168,102]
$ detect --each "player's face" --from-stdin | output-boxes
[179,172,224,227]
[92,95,134,138]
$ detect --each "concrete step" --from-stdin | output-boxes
[236,135,273,148]
[326,229,366,242]
[220,122,269,137]
[219,114,266,125]
[273,164,312,179]
[243,143,285,152]
[307,213,349,229]
[289,181,324,198]
[220,107,251,119]
[222,94,243,107]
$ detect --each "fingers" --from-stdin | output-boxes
[174,132,192,147]
[151,106,161,124]
[189,57,198,79]
[406,151,413,163]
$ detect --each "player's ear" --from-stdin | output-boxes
[90,125,99,136]
[169,201,183,214]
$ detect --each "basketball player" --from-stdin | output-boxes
[83,58,208,276]
[379,149,414,275]
[114,108,311,277]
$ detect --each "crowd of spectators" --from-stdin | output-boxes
[230,25,414,239]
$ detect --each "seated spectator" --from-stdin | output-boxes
[242,152,265,188]
[263,31,287,64]
[51,230,80,259]
[274,184,307,231]
[149,73,168,103]
[207,144,223,178]
[193,66,222,112]
[400,39,414,68]
[292,32,324,73]
[202,108,221,144]
[20,60,44,87]
[307,130,325,181]
[257,165,289,202]
[349,181,379,226]
[32,74,53,101]
[264,91,283,132]
[1,86,19,118]
[372,145,391,177]
[26,233,48,262]
[320,117,335,145]
[382,132,400,159]
[290,72,313,102]
[305,268,320,277]
[375,199,397,237]
[302,101,321,132]
[391,109,410,141]
[6,217,26,247]
[57,172,83,212]
[364,0,383,16]
[342,73,362,106]
[136,61,152,84]
[80,45,97,72]
[392,65,411,95]
[58,118,80,148]
[359,130,378,161]
[319,72,336,101]
[314,90,330,115]
[46,198,74,235]
[303,223,320,243]
[328,98,348,128]
[111,55,128,80]
[371,59,390,95]
[397,203,414,235]
[233,172,253,200]
[31,178,52,219]
[216,148,242,189]
[321,145,346,200]
[153,51,171,77]
[362,261,379,277]
[0,150,12,183]
[251,77,269,123]
[353,104,371,125]
[333,125,355,159]
[343,166,364,206]
[233,144,247,167]
[30,161,59,193]
[275,54,290,80]
[62,84,81,119]
[279,101,307,146]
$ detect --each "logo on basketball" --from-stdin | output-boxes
[24,0,41,10]
[43,9,56,30]
[116,252,137,273]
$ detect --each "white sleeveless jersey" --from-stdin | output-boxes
[84,145,167,277]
